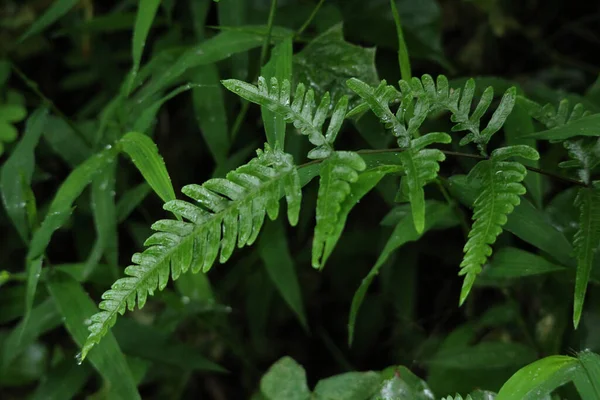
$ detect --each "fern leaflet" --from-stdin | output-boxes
[459,145,540,303]
[312,151,366,269]
[572,186,600,328]
[81,145,301,360]
[222,77,348,159]
[399,132,452,233]
[518,96,590,129]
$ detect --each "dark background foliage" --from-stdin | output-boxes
[1,0,599,398]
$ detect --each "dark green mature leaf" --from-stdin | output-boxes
[91,162,118,271]
[0,108,48,241]
[118,131,176,204]
[218,0,249,80]
[573,350,600,398]
[482,247,566,279]
[261,37,293,149]
[313,370,381,400]
[30,358,92,400]
[294,24,378,106]
[18,0,80,42]
[47,271,140,400]
[573,187,600,328]
[496,355,580,400]
[126,0,162,95]
[116,183,151,223]
[526,114,600,140]
[260,357,311,400]
[349,201,457,344]
[428,342,537,370]
[258,219,308,330]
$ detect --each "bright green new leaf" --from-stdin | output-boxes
[118,131,176,204]
[313,370,381,400]
[126,0,161,95]
[47,271,140,400]
[496,355,580,400]
[258,219,308,331]
[260,357,311,400]
[18,0,80,42]
[573,350,600,398]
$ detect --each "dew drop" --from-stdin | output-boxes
[84,318,92,326]
[75,352,83,365]
[105,144,112,150]
[181,296,190,304]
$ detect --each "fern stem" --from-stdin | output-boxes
[390,0,411,81]
[299,148,587,187]
[296,0,326,37]
[436,177,470,238]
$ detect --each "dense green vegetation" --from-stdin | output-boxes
[1,0,600,398]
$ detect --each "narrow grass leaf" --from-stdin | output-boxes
[30,358,92,400]
[496,355,580,400]
[349,201,456,345]
[18,0,80,42]
[390,0,411,81]
[261,37,293,149]
[126,0,161,95]
[483,247,566,278]
[218,0,249,79]
[47,271,140,400]
[116,182,151,223]
[0,108,48,241]
[118,131,176,203]
[258,219,308,331]
[573,350,600,398]
[91,162,118,271]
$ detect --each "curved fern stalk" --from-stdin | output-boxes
[312,151,366,269]
[81,145,301,360]
[399,132,452,233]
[572,186,600,328]
[222,77,348,159]
[459,145,540,304]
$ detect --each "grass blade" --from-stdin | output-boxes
[574,350,600,399]
[390,0,411,81]
[30,358,92,400]
[118,131,176,203]
[18,0,79,43]
[47,271,141,400]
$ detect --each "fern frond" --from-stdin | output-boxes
[519,96,590,129]
[459,145,540,304]
[81,145,302,360]
[222,77,348,159]
[572,186,600,328]
[399,132,452,233]
[312,151,366,269]
[559,138,600,185]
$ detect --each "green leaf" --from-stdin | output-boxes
[428,342,537,370]
[482,247,566,279]
[118,132,176,204]
[126,0,162,95]
[313,151,366,269]
[496,355,580,400]
[371,366,434,400]
[313,371,381,400]
[573,350,600,398]
[90,161,118,277]
[218,0,249,79]
[294,24,378,106]
[349,201,457,345]
[572,187,600,328]
[47,271,140,400]
[526,113,600,140]
[260,357,311,400]
[116,183,151,223]
[191,65,230,164]
[258,219,308,331]
[30,358,92,400]
[261,37,293,149]
[0,108,48,241]
[400,132,452,233]
[18,0,80,42]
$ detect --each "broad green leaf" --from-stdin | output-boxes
[1,298,61,372]
[260,357,311,400]
[18,0,79,42]
[191,65,230,164]
[294,24,378,105]
[47,271,140,400]
[371,366,434,400]
[258,219,308,331]
[526,114,600,140]
[126,0,162,95]
[111,318,226,373]
[0,108,48,241]
[30,358,92,400]
[349,201,457,345]
[573,187,600,328]
[573,350,600,398]
[118,131,176,203]
[261,37,293,149]
[496,355,580,400]
[116,183,151,223]
[428,342,536,370]
[482,247,566,279]
[313,371,381,400]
